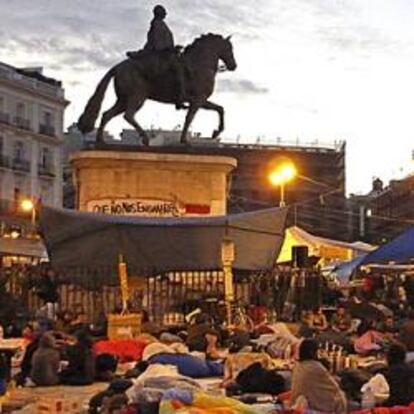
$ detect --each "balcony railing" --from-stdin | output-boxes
[12,158,31,173]
[13,116,31,131]
[0,112,10,125]
[38,163,55,177]
[39,123,56,137]
[0,154,10,169]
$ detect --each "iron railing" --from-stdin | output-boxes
[13,116,31,131]
[39,124,55,137]
[12,158,31,172]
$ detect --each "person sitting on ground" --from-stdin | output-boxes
[55,310,74,333]
[14,325,43,386]
[400,310,414,361]
[290,339,347,414]
[205,329,228,360]
[30,331,60,386]
[186,313,212,352]
[298,310,314,337]
[380,342,414,407]
[331,305,352,334]
[309,307,328,332]
[60,329,95,385]
[140,309,161,336]
[380,315,398,340]
[250,306,274,335]
[90,311,108,338]
[66,311,89,336]
[354,319,384,355]
[0,354,8,396]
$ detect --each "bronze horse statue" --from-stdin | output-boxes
[78,34,237,145]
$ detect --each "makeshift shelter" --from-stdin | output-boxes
[361,226,414,265]
[0,237,48,260]
[39,205,288,284]
[277,226,374,265]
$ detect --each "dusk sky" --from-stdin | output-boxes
[2,0,414,194]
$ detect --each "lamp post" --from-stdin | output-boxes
[268,162,297,207]
[221,236,235,326]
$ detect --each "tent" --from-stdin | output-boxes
[331,254,367,285]
[277,226,375,265]
[0,237,48,259]
[332,226,414,284]
[39,205,288,283]
[361,226,414,265]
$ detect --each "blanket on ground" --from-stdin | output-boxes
[94,339,148,363]
[160,390,258,414]
[149,353,224,378]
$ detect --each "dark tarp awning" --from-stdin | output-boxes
[361,226,414,265]
[0,238,48,259]
[39,206,288,282]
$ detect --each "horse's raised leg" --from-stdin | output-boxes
[181,103,200,144]
[201,101,224,139]
[96,99,125,143]
[124,96,150,146]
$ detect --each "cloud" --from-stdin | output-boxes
[217,79,268,95]
[317,24,402,55]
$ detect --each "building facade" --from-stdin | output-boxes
[72,129,348,240]
[0,62,68,243]
[350,175,414,244]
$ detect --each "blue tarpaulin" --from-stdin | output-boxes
[361,226,414,265]
[333,254,367,284]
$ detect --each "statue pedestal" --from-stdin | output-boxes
[70,150,237,216]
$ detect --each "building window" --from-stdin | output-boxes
[16,102,25,117]
[0,96,9,124]
[40,182,52,204]
[14,187,21,204]
[14,141,25,161]
[43,111,54,126]
[39,109,55,136]
[14,102,30,130]
[40,147,52,168]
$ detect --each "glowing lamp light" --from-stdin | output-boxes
[21,199,34,212]
[268,163,297,187]
[10,230,20,239]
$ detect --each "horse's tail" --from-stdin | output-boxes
[77,65,118,134]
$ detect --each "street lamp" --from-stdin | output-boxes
[268,162,297,207]
[20,198,36,226]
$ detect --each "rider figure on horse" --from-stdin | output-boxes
[127,5,186,109]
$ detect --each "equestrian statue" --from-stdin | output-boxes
[78,4,237,145]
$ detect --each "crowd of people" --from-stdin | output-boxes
[0,269,413,414]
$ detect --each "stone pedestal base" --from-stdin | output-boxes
[70,150,237,216]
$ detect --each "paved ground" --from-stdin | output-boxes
[4,382,108,413]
